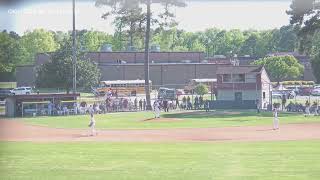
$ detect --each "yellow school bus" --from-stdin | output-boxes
[96,80,152,96]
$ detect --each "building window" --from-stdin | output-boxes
[246,74,256,83]
[263,92,266,99]
[222,74,232,82]
[233,74,245,82]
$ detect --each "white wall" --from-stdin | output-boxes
[218,90,260,101]
[260,68,271,109]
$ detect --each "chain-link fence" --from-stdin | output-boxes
[14,82,320,117]
[0,101,5,116]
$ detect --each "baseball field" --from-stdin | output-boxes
[1,110,320,179]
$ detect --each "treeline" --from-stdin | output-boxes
[1,25,320,76]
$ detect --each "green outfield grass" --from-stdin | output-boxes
[0,141,320,180]
[19,111,320,129]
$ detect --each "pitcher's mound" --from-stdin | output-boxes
[142,118,184,122]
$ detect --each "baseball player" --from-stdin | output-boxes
[88,105,97,136]
[315,101,319,116]
[153,100,160,118]
[305,100,311,117]
[273,107,279,130]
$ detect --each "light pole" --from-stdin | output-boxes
[72,0,77,94]
[144,0,152,110]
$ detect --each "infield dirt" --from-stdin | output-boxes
[1,119,320,142]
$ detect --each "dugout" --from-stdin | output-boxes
[5,93,80,117]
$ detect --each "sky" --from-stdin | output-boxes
[0,0,292,35]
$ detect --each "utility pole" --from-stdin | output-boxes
[72,0,77,94]
[144,0,152,110]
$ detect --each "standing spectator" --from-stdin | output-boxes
[143,99,146,111]
[175,98,179,109]
[163,100,169,112]
[99,103,105,114]
[134,98,138,111]
[256,99,260,113]
[73,102,78,115]
[194,96,199,110]
[94,103,101,114]
[88,105,94,114]
[182,96,187,109]
[57,104,62,115]
[93,103,97,113]
[187,96,191,110]
[182,96,187,103]
[204,100,210,112]
[63,105,68,115]
[305,100,311,116]
[199,96,203,109]
[129,99,133,111]
[139,99,143,111]
[281,95,287,111]
[123,98,128,110]
[47,101,53,116]
[273,107,279,130]
[115,90,118,98]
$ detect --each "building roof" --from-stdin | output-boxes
[191,79,217,82]
[267,52,301,57]
[216,65,263,74]
[101,80,151,84]
[6,93,80,100]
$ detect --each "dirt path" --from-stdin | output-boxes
[1,120,320,142]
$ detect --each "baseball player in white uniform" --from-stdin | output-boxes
[273,107,279,130]
[88,105,97,136]
[153,100,160,118]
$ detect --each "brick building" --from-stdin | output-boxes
[16,52,230,88]
[15,51,315,88]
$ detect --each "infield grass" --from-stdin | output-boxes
[19,110,320,129]
[0,141,320,180]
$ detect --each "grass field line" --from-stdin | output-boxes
[3,116,319,131]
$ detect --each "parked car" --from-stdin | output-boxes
[273,90,295,99]
[272,91,283,99]
[176,89,184,96]
[286,86,300,95]
[311,88,320,96]
[10,87,32,95]
[299,87,313,96]
[158,87,176,100]
[286,90,296,99]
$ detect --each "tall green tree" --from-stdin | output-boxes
[240,31,259,57]
[20,29,58,65]
[0,31,28,81]
[277,25,298,52]
[82,31,114,51]
[311,52,320,83]
[252,56,304,84]
[287,0,320,53]
[96,0,147,49]
[194,83,209,96]
[36,39,101,92]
